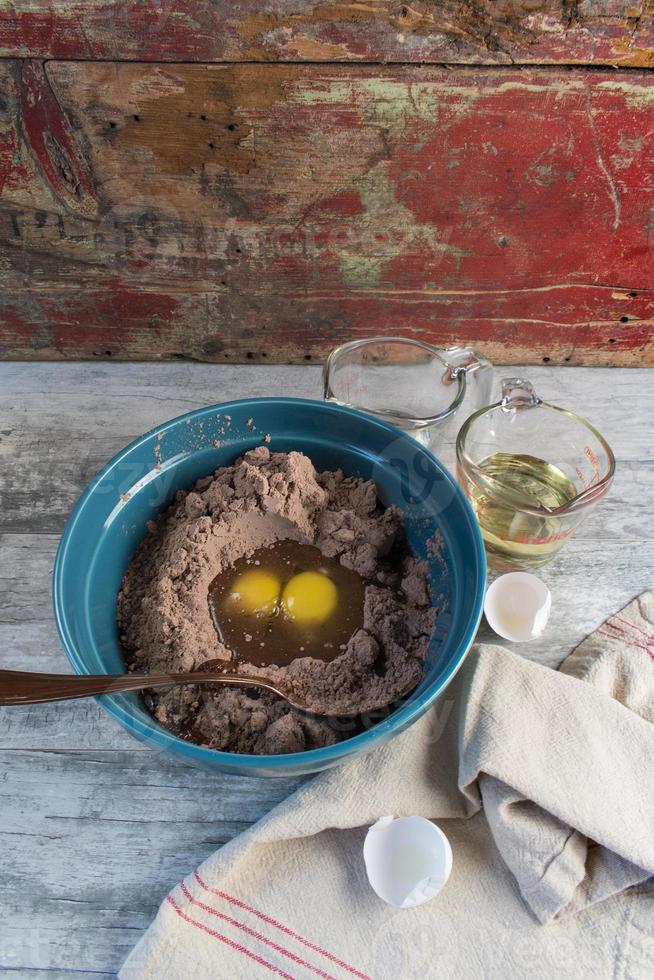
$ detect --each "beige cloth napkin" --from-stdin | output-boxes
[120,593,654,980]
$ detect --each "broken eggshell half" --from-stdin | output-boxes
[484,571,551,642]
[363,815,453,908]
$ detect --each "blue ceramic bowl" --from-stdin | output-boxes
[53,398,485,777]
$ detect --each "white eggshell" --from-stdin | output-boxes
[484,572,551,642]
[363,815,453,908]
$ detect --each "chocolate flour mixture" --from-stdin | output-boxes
[118,448,436,755]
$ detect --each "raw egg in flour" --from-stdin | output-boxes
[281,571,338,625]
[208,539,365,668]
[228,569,281,616]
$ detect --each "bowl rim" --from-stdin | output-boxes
[53,396,486,770]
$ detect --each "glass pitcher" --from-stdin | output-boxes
[456,378,616,569]
[323,337,493,448]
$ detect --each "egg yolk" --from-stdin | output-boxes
[229,570,281,615]
[281,571,338,625]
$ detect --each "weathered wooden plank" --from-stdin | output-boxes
[0,534,57,623]
[0,364,324,532]
[0,363,652,533]
[0,623,140,750]
[0,747,302,976]
[18,61,99,220]
[1,63,653,365]
[1,279,652,365]
[0,1,652,66]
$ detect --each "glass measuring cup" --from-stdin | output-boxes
[456,378,615,570]
[323,338,493,448]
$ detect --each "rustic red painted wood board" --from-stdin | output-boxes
[0,1,653,65]
[1,62,652,364]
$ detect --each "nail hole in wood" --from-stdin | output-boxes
[226,123,237,132]
[133,114,140,122]
[542,356,550,363]
[620,316,629,322]
[304,354,312,361]
[200,114,207,121]
[629,291,637,298]
[246,352,254,360]
[609,338,616,343]
[208,143,215,150]
[109,121,116,129]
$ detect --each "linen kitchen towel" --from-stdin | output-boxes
[120,592,654,980]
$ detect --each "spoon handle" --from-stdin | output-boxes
[0,668,249,705]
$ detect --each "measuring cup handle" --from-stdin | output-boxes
[500,377,542,409]
[443,347,494,414]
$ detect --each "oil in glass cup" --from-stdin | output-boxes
[456,379,615,570]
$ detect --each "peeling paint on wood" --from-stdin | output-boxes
[0,1,652,66]
[0,61,653,365]
[19,60,99,219]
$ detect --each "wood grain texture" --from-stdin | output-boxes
[0,1,653,66]
[1,748,301,976]
[0,363,652,535]
[1,61,652,365]
[0,362,652,975]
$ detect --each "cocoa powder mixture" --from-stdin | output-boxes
[117,448,436,755]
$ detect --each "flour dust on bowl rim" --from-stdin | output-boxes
[53,397,486,777]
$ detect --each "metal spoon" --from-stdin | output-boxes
[0,667,412,718]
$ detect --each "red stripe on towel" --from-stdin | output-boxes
[614,615,654,646]
[193,870,371,980]
[166,895,295,979]
[598,626,654,661]
[179,882,336,980]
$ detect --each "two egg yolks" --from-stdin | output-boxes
[208,540,366,668]
[228,568,338,625]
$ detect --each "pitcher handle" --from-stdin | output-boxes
[442,347,494,415]
[500,377,542,410]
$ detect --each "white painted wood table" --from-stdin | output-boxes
[0,363,652,978]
